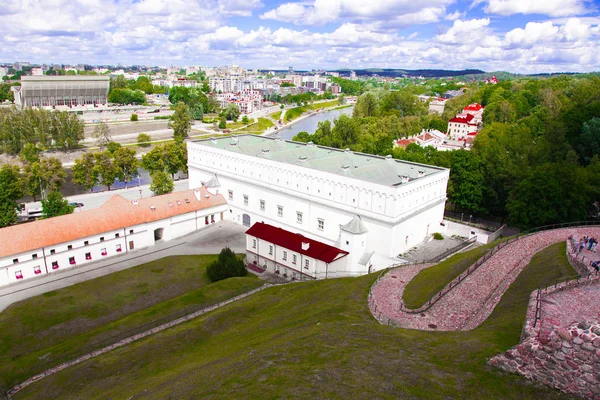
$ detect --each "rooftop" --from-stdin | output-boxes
[0,187,226,259]
[21,76,110,82]
[246,222,348,263]
[191,135,447,187]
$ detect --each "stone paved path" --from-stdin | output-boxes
[370,227,600,331]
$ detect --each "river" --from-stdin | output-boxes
[277,106,354,140]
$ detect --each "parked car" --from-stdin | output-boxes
[69,202,84,208]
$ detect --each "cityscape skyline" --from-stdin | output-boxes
[1,0,599,74]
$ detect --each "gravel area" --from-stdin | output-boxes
[370,227,600,332]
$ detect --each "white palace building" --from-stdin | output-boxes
[188,135,450,277]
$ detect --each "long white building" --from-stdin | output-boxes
[188,135,450,273]
[0,188,227,287]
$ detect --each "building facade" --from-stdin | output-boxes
[188,135,449,270]
[245,222,350,280]
[0,188,226,287]
[14,76,110,108]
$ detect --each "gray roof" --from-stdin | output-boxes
[192,135,446,187]
[340,215,368,234]
[358,251,374,266]
[205,174,221,188]
[21,76,110,82]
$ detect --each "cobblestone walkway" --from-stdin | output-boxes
[369,227,600,331]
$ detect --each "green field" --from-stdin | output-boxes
[236,117,275,134]
[14,243,575,399]
[284,106,307,122]
[0,255,261,391]
[269,110,282,120]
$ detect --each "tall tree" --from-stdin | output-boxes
[113,147,140,189]
[23,157,67,201]
[41,191,73,218]
[93,151,119,191]
[92,122,112,150]
[150,170,174,195]
[169,102,191,142]
[0,164,23,227]
[72,153,99,192]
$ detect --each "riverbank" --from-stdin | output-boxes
[266,104,353,138]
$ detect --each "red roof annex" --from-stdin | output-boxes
[449,113,476,124]
[246,222,349,263]
[463,103,483,111]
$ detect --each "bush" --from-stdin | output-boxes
[130,113,138,121]
[137,133,151,147]
[241,115,249,124]
[106,141,122,154]
[218,116,227,129]
[433,232,444,240]
[206,247,247,282]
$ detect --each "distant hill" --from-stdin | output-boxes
[331,68,486,78]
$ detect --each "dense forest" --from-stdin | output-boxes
[293,75,600,229]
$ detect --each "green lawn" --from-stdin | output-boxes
[269,111,282,120]
[14,244,575,399]
[0,255,261,391]
[306,100,339,110]
[236,117,275,134]
[402,238,509,309]
[284,106,307,122]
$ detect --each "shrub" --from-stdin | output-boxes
[241,115,249,124]
[218,116,227,129]
[433,232,444,240]
[137,133,151,147]
[106,141,122,154]
[206,247,247,282]
[130,113,138,121]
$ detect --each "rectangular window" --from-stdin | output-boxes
[52,261,59,270]
[252,239,257,249]
[129,229,134,234]
[260,200,265,211]
[85,252,92,260]
[100,237,104,242]
[67,245,73,250]
[15,270,23,279]
[69,256,76,265]
[277,206,283,217]
[101,248,107,256]
[33,265,41,275]
[304,259,310,269]
[116,244,122,252]
[32,254,38,260]
[84,240,89,246]
[228,190,233,200]
[115,233,120,238]
[50,249,56,255]
[283,251,287,261]
[243,195,248,206]
[296,212,303,224]
[318,218,324,231]
[269,245,273,255]
[292,254,297,264]
[12,258,18,264]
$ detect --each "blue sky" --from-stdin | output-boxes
[1,0,599,73]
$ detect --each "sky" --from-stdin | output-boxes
[1,0,599,73]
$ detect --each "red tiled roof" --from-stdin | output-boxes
[463,103,483,111]
[449,113,475,124]
[246,222,349,263]
[395,137,417,148]
[467,131,478,136]
[0,187,226,258]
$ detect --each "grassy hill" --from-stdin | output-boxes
[0,255,261,392]
[12,243,575,399]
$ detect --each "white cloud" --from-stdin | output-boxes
[260,0,452,26]
[445,11,465,20]
[481,0,589,16]
[435,18,491,43]
[218,0,263,16]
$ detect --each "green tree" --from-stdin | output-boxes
[92,122,112,150]
[23,157,67,201]
[106,141,122,154]
[93,151,119,190]
[19,143,41,164]
[150,170,174,195]
[113,147,140,189]
[169,102,191,142]
[110,75,128,90]
[222,103,240,121]
[137,133,151,147]
[0,164,23,227]
[141,142,187,178]
[201,81,210,93]
[218,116,227,129]
[241,115,249,124]
[353,92,379,118]
[575,118,600,165]
[206,247,247,282]
[41,190,73,218]
[448,150,485,214]
[72,153,99,192]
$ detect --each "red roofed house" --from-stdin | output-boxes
[245,221,365,280]
[447,113,480,140]
[0,187,227,287]
[461,103,485,124]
